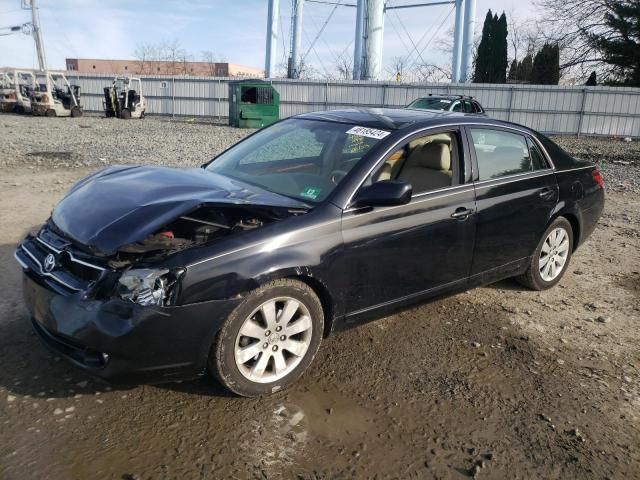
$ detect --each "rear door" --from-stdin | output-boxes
[465,126,558,282]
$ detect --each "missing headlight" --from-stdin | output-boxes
[117,268,176,307]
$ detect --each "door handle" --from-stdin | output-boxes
[539,187,555,200]
[451,207,474,220]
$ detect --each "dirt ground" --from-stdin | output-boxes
[1,150,639,478]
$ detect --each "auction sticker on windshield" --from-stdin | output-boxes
[346,126,391,140]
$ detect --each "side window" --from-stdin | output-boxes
[471,129,546,181]
[463,100,474,113]
[451,101,463,112]
[526,137,549,170]
[372,132,457,194]
[472,101,483,113]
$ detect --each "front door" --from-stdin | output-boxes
[340,128,477,321]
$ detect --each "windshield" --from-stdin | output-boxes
[205,118,388,203]
[408,97,452,111]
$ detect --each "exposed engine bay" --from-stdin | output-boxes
[92,204,302,269]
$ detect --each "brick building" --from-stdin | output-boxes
[65,58,263,77]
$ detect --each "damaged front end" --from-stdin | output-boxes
[20,202,302,309]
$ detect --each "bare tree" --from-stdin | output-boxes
[507,12,544,63]
[385,56,411,82]
[335,55,353,80]
[535,0,616,79]
[201,51,227,76]
[132,42,156,74]
[414,63,451,83]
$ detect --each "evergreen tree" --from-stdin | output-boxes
[516,54,533,82]
[474,10,495,83]
[494,13,509,83]
[586,71,597,86]
[590,1,640,86]
[531,43,560,84]
[474,10,509,83]
[508,59,518,80]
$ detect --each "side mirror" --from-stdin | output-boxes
[353,180,412,208]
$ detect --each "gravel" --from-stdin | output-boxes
[0,115,251,170]
[0,115,638,194]
[554,136,640,194]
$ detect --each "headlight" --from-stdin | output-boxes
[117,268,170,306]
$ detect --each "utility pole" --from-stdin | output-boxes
[288,0,304,78]
[459,0,476,82]
[451,0,464,82]
[352,0,366,80]
[27,0,47,72]
[265,0,280,78]
[363,0,384,80]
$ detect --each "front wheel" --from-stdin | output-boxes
[516,217,574,290]
[210,279,324,397]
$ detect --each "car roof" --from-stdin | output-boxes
[295,107,520,132]
[413,95,476,101]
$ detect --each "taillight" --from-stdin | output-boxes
[592,168,604,188]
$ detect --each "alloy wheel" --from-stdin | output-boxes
[234,297,313,384]
[539,227,570,282]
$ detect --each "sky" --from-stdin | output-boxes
[0,0,538,79]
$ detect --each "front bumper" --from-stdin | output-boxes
[18,253,241,384]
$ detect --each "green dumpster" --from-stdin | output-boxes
[228,80,280,128]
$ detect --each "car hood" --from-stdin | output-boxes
[51,165,309,254]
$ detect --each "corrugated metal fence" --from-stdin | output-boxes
[69,73,640,137]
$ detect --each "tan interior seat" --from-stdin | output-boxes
[409,133,451,150]
[374,149,405,181]
[398,142,452,192]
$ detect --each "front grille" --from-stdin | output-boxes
[17,227,109,293]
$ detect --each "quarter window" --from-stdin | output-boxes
[527,137,549,170]
[470,129,547,181]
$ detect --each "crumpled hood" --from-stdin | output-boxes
[51,165,308,254]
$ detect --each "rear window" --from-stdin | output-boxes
[471,128,548,181]
[408,97,452,111]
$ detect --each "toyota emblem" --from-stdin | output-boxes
[43,253,56,273]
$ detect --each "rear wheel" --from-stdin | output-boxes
[516,217,573,290]
[14,105,24,114]
[120,108,131,119]
[210,279,324,397]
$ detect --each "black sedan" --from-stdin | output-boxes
[15,108,604,396]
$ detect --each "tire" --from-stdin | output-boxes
[70,106,82,117]
[210,279,324,397]
[516,217,574,290]
[120,109,131,120]
[45,109,56,117]
[14,105,24,114]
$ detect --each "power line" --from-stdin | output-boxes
[406,5,455,72]
[300,0,343,66]
[302,28,332,78]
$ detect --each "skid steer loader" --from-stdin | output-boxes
[31,71,82,117]
[0,70,37,114]
[103,76,145,119]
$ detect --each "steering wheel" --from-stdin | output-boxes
[330,170,348,185]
